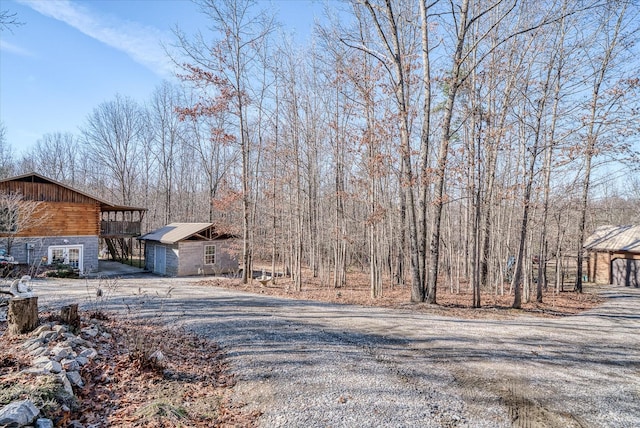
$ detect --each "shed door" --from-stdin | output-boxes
[154,245,166,275]
[611,258,640,287]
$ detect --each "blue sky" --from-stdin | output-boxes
[0,0,324,155]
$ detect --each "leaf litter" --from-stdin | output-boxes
[0,313,259,427]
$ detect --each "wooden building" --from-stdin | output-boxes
[139,223,238,276]
[0,172,145,274]
[585,225,640,287]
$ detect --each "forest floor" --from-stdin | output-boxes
[199,267,604,319]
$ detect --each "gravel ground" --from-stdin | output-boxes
[29,276,640,427]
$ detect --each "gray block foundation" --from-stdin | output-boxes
[0,236,99,275]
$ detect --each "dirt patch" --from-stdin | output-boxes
[502,379,581,428]
[198,269,603,319]
[452,367,587,428]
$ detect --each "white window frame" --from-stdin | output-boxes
[204,244,216,265]
[48,244,83,272]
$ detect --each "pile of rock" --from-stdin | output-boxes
[0,319,107,427]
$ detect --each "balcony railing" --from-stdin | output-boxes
[100,221,141,237]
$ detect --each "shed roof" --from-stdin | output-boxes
[139,223,230,244]
[584,225,640,253]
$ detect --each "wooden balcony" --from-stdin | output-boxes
[100,206,145,238]
[100,220,141,237]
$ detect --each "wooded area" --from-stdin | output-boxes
[1,0,639,307]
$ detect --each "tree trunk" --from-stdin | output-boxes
[8,297,39,335]
[417,0,433,301]
[427,0,469,304]
[575,3,626,293]
[60,303,80,331]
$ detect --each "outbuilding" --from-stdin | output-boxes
[585,225,640,287]
[139,223,238,276]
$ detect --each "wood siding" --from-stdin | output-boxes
[1,179,101,238]
[0,181,99,204]
[20,202,100,237]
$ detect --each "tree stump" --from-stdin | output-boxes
[7,297,39,335]
[60,304,80,331]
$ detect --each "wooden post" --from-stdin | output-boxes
[60,304,80,331]
[7,297,39,335]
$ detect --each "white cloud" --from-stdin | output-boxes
[0,39,34,57]
[17,0,175,77]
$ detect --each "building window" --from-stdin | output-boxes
[48,245,83,271]
[204,245,216,265]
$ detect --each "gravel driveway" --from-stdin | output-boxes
[33,276,640,427]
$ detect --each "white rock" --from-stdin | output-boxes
[25,339,44,352]
[53,324,67,334]
[57,372,74,396]
[36,418,54,428]
[33,356,52,366]
[44,360,62,374]
[0,400,40,426]
[50,346,74,362]
[29,346,49,357]
[75,356,89,366]
[79,348,98,359]
[81,326,99,338]
[38,330,57,341]
[31,325,52,336]
[22,337,42,348]
[66,371,84,387]
[149,350,165,365]
[21,367,49,375]
[65,336,91,348]
[61,358,79,372]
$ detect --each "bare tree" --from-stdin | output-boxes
[575,1,632,293]
[23,132,78,184]
[0,123,14,179]
[425,0,471,304]
[0,9,23,32]
[173,0,275,284]
[82,94,145,206]
[0,192,47,256]
[147,81,184,224]
[343,0,424,300]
